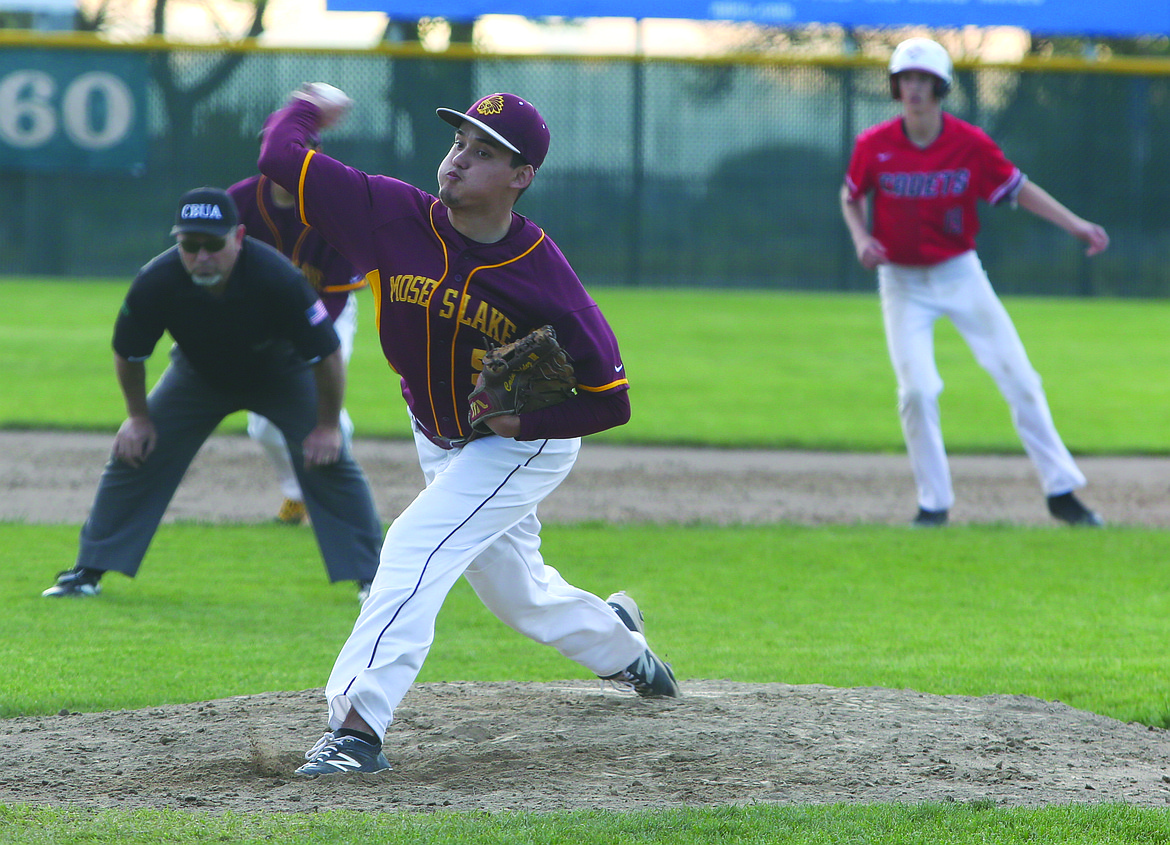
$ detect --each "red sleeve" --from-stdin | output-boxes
[844,130,874,200]
[969,127,1023,206]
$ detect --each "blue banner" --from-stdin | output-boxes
[326,0,1170,37]
[0,50,148,173]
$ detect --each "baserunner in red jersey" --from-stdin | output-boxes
[260,85,680,777]
[840,37,1109,528]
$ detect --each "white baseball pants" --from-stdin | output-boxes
[878,250,1086,512]
[247,293,358,500]
[322,424,647,741]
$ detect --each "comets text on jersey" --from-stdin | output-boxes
[878,168,970,198]
[385,273,518,346]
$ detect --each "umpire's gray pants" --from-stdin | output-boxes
[76,348,382,583]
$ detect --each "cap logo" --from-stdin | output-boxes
[181,203,224,221]
[476,96,505,117]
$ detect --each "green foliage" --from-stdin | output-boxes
[7,522,1170,727]
[4,278,1169,452]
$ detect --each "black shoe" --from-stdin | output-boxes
[602,592,681,698]
[606,590,646,636]
[1047,492,1103,527]
[42,567,102,598]
[911,507,948,527]
[294,732,391,777]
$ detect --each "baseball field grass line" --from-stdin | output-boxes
[5,276,1170,839]
[3,800,1170,843]
[5,522,1170,726]
[4,277,1170,454]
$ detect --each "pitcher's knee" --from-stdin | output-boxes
[897,385,941,417]
[999,374,1045,408]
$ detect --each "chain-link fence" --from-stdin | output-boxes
[3,38,1168,295]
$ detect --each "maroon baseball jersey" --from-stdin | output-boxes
[228,174,366,321]
[844,112,1024,266]
[259,99,629,443]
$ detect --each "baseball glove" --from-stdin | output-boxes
[468,325,577,434]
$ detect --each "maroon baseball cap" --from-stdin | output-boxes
[436,93,550,170]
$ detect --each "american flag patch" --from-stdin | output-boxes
[306,300,328,326]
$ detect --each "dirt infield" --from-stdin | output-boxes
[6,430,1170,527]
[4,430,1170,812]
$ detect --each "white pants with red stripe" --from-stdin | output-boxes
[878,250,1086,513]
[321,424,647,741]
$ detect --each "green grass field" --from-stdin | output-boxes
[5,278,1170,452]
[6,522,1170,725]
[5,802,1170,844]
[4,277,1170,842]
[4,802,1170,844]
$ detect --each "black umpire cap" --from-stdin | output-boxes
[170,187,239,237]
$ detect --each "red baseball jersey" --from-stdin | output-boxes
[844,112,1024,266]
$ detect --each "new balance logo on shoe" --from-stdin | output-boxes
[605,649,681,698]
[294,733,391,777]
[312,752,365,772]
[631,652,658,684]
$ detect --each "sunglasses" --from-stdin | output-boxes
[178,236,227,254]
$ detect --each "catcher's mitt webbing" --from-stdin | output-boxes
[467,325,577,434]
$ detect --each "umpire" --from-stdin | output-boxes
[42,187,382,599]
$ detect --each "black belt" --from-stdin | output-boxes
[412,418,482,451]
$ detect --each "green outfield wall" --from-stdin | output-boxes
[2,33,1167,295]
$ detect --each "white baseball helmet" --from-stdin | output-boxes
[889,37,953,99]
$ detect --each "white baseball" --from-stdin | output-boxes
[291,82,352,128]
[303,82,352,109]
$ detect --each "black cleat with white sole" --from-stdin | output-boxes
[604,649,682,698]
[1047,492,1104,527]
[42,567,103,598]
[294,733,390,777]
[602,591,681,698]
[911,507,948,528]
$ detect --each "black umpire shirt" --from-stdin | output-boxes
[113,238,341,393]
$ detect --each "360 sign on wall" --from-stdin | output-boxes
[0,50,148,172]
